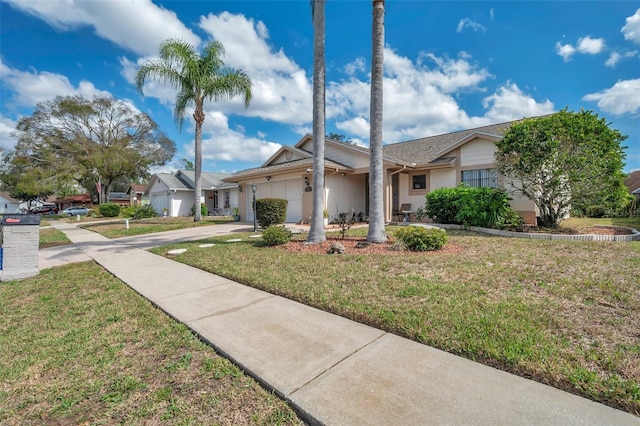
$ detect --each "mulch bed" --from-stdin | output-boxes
[277,236,464,255]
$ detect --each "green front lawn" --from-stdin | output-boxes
[151,226,640,415]
[0,262,301,425]
[80,216,234,238]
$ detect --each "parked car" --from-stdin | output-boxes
[28,205,59,214]
[60,206,89,216]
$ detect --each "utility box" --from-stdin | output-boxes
[1,214,40,281]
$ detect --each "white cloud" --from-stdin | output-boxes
[622,8,640,44]
[482,82,555,122]
[198,111,281,163]
[3,0,200,56]
[0,59,111,108]
[456,18,486,33]
[328,48,494,141]
[576,36,605,54]
[345,57,366,76]
[555,36,605,63]
[583,79,640,115]
[555,41,576,61]
[198,12,313,125]
[490,9,495,21]
[326,49,551,144]
[0,115,19,152]
[605,50,638,67]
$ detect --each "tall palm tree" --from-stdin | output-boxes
[308,0,327,243]
[367,0,386,243]
[135,38,252,222]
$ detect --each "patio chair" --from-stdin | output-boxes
[393,203,411,222]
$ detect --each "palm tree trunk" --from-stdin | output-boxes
[193,105,204,223]
[308,0,327,243]
[367,0,386,243]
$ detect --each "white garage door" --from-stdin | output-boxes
[247,179,302,223]
[150,192,168,215]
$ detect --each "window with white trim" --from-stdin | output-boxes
[461,168,497,188]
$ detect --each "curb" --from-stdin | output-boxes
[402,223,640,242]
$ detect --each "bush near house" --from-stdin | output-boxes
[262,225,292,246]
[395,226,447,251]
[255,198,288,228]
[121,204,157,219]
[191,204,209,217]
[420,185,523,229]
[99,203,121,217]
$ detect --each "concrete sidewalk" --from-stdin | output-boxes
[41,221,639,425]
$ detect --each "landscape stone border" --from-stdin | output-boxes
[407,223,640,242]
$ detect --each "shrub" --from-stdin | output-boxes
[120,205,136,218]
[99,203,121,217]
[394,226,447,251]
[262,225,292,246]
[335,209,356,239]
[423,184,522,229]
[191,204,209,217]
[131,204,157,219]
[256,198,288,228]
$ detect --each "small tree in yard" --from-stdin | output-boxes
[495,109,627,227]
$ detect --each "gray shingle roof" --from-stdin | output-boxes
[382,121,514,166]
[224,158,353,182]
[154,171,236,191]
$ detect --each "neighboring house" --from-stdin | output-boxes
[0,192,23,214]
[56,194,92,210]
[147,170,238,217]
[107,192,130,206]
[624,171,640,201]
[127,183,148,206]
[223,120,539,225]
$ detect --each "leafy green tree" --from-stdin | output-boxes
[326,132,353,144]
[1,95,175,204]
[0,158,54,208]
[496,109,628,227]
[307,0,327,243]
[367,0,386,243]
[136,38,252,222]
[177,158,195,171]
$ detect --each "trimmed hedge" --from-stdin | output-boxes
[99,203,121,217]
[255,198,288,228]
[394,226,447,251]
[262,225,292,246]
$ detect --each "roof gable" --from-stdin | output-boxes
[624,170,640,194]
[263,145,312,167]
[383,120,515,166]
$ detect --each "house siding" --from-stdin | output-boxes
[430,169,456,191]
[325,174,366,222]
[460,138,496,167]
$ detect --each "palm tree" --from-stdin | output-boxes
[307,0,327,243]
[367,0,386,243]
[136,38,252,222]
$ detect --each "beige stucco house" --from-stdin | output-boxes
[223,120,538,225]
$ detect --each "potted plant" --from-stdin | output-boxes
[232,207,240,221]
[162,207,168,217]
[323,209,329,227]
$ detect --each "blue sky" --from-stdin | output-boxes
[1,1,639,175]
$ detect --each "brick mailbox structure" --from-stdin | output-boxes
[1,214,40,281]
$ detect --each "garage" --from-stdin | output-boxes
[247,178,303,223]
